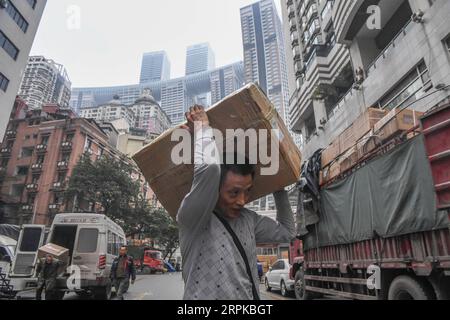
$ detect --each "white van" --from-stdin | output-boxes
[0,235,16,294]
[10,213,126,300]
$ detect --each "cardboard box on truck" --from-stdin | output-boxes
[37,243,69,276]
[321,138,341,168]
[339,108,387,153]
[133,83,302,218]
[373,108,424,141]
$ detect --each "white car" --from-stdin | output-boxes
[264,259,295,297]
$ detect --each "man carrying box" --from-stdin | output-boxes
[35,254,64,300]
[177,105,296,300]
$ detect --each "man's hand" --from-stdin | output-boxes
[181,105,210,133]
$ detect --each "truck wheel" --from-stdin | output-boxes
[93,282,112,300]
[265,278,272,292]
[294,269,314,300]
[388,275,434,300]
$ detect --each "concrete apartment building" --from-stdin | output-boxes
[0,0,47,139]
[282,0,450,159]
[0,98,155,226]
[18,55,72,110]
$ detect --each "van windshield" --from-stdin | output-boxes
[77,229,99,253]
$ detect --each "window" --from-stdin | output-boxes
[16,166,29,176]
[379,60,432,110]
[0,72,9,92]
[5,0,29,33]
[21,147,34,158]
[77,229,99,253]
[41,135,50,145]
[0,30,19,60]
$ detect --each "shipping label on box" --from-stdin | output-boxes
[133,83,302,218]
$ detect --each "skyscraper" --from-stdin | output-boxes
[139,51,171,84]
[0,0,47,138]
[210,62,245,105]
[19,56,72,110]
[240,0,291,127]
[185,43,216,76]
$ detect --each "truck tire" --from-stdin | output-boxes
[294,269,315,300]
[93,282,112,300]
[388,275,434,300]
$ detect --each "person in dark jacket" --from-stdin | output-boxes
[110,246,136,300]
[35,254,64,300]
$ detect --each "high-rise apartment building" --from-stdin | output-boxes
[19,56,72,110]
[210,63,245,105]
[282,0,450,160]
[0,0,47,139]
[240,0,291,124]
[185,43,216,76]
[139,51,171,84]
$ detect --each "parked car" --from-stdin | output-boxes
[264,259,294,297]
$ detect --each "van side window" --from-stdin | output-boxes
[77,229,99,253]
[107,231,113,255]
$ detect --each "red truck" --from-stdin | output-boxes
[290,103,450,300]
[134,248,166,274]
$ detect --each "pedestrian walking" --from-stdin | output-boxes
[177,106,296,300]
[110,246,136,300]
[35,254,64,300]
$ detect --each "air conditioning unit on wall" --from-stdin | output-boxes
[0,0,8,9]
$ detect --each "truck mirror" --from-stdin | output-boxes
[2,255,12,263]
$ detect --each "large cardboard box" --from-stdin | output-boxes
[339,147,359,173]
[321,138,341,168]
[37,243,69,276]
[133,84,302,218]
[322,162,341,184]
[373,108,424,141]
[356,129,380,159]
[340,108,387,153]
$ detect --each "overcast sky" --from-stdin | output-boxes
[30,0,282,88]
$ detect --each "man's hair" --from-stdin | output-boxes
[220,153,256,186]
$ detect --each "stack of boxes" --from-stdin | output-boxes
[320,107,423,185]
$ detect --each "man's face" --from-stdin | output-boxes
[217,171,253,220]
[45,255,53,263]
[119,247,127,256]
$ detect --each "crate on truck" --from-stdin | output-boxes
[290,103,450,300]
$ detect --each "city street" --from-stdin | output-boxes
[12,273,295,300]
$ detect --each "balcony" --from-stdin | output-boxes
[291,31,299,46]
[293,46,301,61]
[0,148,12,156]
[57,161,69,170]
[286,0,293,7]
[61,141,73,150]
[5,130,17,139]
[288,5,296,19]
[35,144,47,154]
[26,184,39,193]
[48,204,60,213]
[51,181,66,191]
[21,204,33,213]
[289,19,297,32]
[31,163,43,172]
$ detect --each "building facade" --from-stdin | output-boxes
[130,89,171,136]
[70,62,245,125]
[18,55,71,110]
[210,63,245,105]
[0,98,155,225]
[283,0,450,160]
[0,0,47,139]
[185,43,216,76]
[79,95,135,130]
[139,51,171,84]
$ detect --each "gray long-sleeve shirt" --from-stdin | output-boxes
[177,126,296,300]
